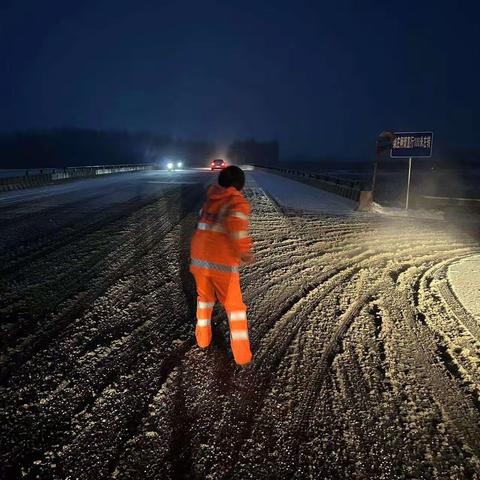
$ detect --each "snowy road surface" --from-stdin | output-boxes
[249,169,357,215]
[1,168,480,479]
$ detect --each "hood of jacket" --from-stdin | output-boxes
[207,184,241,201]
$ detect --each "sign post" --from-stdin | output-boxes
[405,157,412,209]
[390,132,433,210]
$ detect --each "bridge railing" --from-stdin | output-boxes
[0,164,152,192]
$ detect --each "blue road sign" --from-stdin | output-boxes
[390,132,433,158]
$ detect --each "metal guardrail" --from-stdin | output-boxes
[0,164,152,192]
[419,195,480,210]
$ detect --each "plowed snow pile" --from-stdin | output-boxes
[448,255,480,319]
[1,173,480,479]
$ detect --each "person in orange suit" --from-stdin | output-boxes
[190,165,254,365]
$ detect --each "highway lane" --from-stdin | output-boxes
[1,169,480,479]
[0,169,213,253]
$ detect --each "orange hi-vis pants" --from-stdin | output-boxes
[192,270,252,365]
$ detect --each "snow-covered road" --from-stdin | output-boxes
[249,169,358,215]
[1,169,480,479]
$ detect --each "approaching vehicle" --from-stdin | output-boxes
[167,161,183,171]
[210,159,226,171]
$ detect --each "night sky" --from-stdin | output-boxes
[2,0,479,159]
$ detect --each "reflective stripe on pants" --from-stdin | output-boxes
[192,270,252,365]
[191,258,239,273]
[195,297,215,348]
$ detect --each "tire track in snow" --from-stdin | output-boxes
[232,187,480,476]
[381,272,480,459]
[0,188,206,478]
[0,187,205,383]
[2,172,480,478]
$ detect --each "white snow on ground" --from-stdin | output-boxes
[448,254,480,319]
[250,169,445,220]
[250,168,358,215]
[370,202,445,220]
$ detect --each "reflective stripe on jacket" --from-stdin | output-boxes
[190,184,252,271]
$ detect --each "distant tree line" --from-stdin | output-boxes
[0,128,284,169]
[0,128,216,169]
[227,139,279,166]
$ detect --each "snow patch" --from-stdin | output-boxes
[448,255,480,319]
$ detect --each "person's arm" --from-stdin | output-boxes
[224,197,253,260]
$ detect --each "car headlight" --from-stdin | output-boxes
[177,162,183,168]
[167,162,174,169]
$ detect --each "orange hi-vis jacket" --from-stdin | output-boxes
[190,184,253,365]
[190,184,252,273]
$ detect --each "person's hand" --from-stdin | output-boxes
[240,252,255,264]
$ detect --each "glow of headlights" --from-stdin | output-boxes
[177,162,182,168]
[167,162,174,169]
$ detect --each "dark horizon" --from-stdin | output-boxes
[2,0,480,160]
[1,126,480,172]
